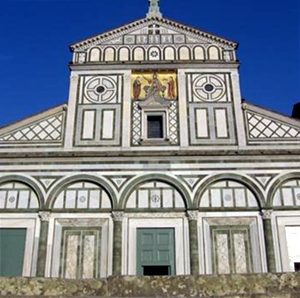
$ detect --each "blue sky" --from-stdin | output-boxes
[0,0,299,127]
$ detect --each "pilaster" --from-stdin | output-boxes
[260,209,276,272]
[36,211,50,277]
[187,210,199,275]
[112,211,124,275]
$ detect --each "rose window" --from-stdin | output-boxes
[84,76,117,103]
[193,75,225,101]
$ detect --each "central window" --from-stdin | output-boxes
[147,115,163,139]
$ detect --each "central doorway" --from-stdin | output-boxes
[137,228,175,276]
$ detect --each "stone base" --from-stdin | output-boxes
[0,273,300,297]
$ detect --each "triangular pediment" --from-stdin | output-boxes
[71,17,237,51]
[243,102,300,143]
[0,105,67,147]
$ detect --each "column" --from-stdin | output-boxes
[36,211,50,277]
[261,209,276,272]
[187,210,199,275]
[112,211,124,275]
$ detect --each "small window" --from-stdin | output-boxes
[295,262,300,272]
[147,115,163,139]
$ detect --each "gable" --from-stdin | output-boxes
[71,17,237,64]
[0,105,66,148]
[243,102,300,144]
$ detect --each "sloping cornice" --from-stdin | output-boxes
[70,17,238,51]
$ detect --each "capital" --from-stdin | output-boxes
[187,210,198,221]
[260,209,273,220]
[112,211,125,222]
[38,211,51,222]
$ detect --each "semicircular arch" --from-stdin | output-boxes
[266,172,300,208]
[119,174,192,209]
[46,174,117,209]
[193,173,265,209]
[0,174,44,209]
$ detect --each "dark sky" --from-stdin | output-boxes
[0,0,299,127]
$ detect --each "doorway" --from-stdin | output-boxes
[137,228,175,275]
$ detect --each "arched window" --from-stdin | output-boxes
[199,180,259,209]
[52,181,111,210]
[133,47,145,61]
[126,180,185,209]
[0,181,39,209]
[194,46,205,60]
[208,46,220,60]
[104,47,115,62]
[178,46,190,60]
[164,47,176,60]
[119,47,130,61]
[273,179,300,207]
[89,47,101,62]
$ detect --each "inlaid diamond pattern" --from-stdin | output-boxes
[132,102,141,145]
[0,113,64,142]
[246,112,300,139]
[169,101,179,144]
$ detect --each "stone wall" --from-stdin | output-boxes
[0,273,300,297]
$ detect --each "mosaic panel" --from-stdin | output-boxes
[200,180,258,209]
[126,181,185,209]
[246,111,300,140]
[0,113,64,143]
[132,101,142,145]
[60,228,101,279]
[131,71,177,101]
[53,182,111,210]
[273,179,300,207]
[0,182,39,209]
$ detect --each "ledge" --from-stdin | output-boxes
[0,273,300,297]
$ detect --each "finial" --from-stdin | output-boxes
[147,0,162,18]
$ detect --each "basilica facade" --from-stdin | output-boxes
[0,0,300,279]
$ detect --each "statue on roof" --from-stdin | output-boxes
[147,0,162,18]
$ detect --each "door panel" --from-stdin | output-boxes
[137,228,175,275]
[0,228,27,276]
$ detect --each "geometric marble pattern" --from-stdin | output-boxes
[273,179,300,207]
[169,101,179,144]
[246,111,300,139]
[131,100,178,145]
[0,112,64,143]
[132,101,142,145]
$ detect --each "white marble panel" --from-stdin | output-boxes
[101,192,111,209]
[88,190,100,209]
[216,233,230,274]
[162,189,173,208]
[234,233,247,273]
[82,110,95,140]
[196,109,208,138]
[65,234,79,279]
[215,109,228,138]
[138,190,149,208]
[82,235,96,279]
[101,110,114,139]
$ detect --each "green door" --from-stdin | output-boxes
[0,229,27,276]
[137,228,175,275]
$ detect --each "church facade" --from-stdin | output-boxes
[0,0,300,279]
